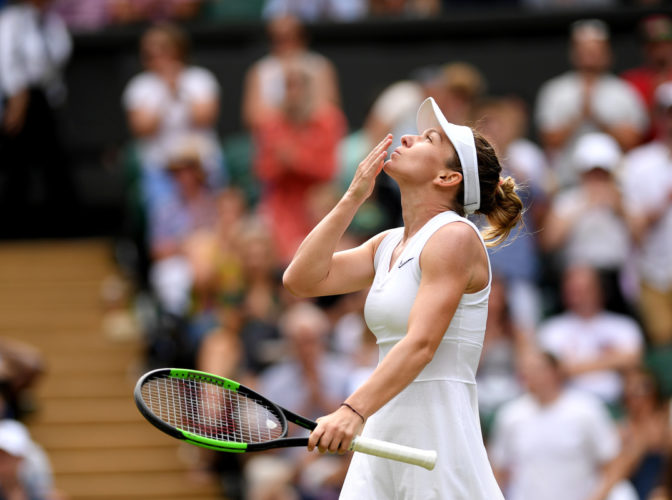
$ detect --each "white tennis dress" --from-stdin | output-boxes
[339,211,505,500]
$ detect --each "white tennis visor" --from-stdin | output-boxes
[416,97,480,214]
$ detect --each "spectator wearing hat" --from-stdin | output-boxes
[147,136,219,321]
[621,82,672,346]
[535,19,648,189]
[541,132,632,315]
[622,14,672,140]
[0,419,57,500]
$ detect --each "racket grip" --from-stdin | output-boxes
[350,435,437,471]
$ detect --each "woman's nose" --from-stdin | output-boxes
[400,135,413,147]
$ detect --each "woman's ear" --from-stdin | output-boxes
[434,170,462,188]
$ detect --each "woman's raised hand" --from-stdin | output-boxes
[346,134,393,203]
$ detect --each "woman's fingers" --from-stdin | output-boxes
[371,134,393,164]
[359,136,392,178]
[346,135,392,202]
[362,134,393,167]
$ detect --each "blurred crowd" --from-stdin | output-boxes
[2,0,672,499]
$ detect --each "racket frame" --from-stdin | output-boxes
[135,367,437,471]
[134,368,316,453]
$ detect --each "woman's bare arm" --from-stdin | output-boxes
[283,135,393,297]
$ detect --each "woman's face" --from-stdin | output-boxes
[384,127,457,185]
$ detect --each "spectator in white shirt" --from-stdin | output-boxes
[621,81,672,347]
[0,0,78,219]
[537,265,644,406]
[535,19,648,189]
[489,349,638,500]
[122,22,225,215]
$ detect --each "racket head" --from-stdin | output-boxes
[134,368,289,453]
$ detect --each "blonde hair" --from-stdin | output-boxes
[448,131,524,247]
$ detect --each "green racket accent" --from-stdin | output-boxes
[182,432,248,452]
[169,368,241,391]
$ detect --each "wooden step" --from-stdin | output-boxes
[49,446,190,474]
[0,330,140,347]
[30,396,140,425]
[0,240,227,500]
[41,354,138,376]
[29,422,176,450]
[0,311,102,330]
[54,471,221,499]
[37,373,137,399]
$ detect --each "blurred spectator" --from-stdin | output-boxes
[476,275,529,434]
[541,133,632,315]
[0,338,44,420]
[621,81,672,347]
[122,22,224,215]
[250,300,352,499]
[242,13,340,130]
[537,265,644,407]
[319,290,369,359]
[232,217,287,378]
[0,419,57,500]
[474,96,551,331]
[184,187,248,321]
[489,349,638,500]
[253,59,346,264]
[535,19,648,188]
[610,368,672,500]
[257,300,351,420]
[0,0,78,220]
[147,137,218,320]
[651,458,672,500]
[192,213,283,500]
[622,14,672,140]
[262,0,367,22]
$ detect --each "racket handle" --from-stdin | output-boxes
[350,436,437,471]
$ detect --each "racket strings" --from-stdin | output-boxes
[141,376,284,444]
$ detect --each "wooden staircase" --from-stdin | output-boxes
[0,239,222,500]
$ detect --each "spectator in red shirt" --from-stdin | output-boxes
[253,59,347,264]
[622,14,672,141]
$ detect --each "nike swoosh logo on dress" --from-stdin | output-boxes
[398,257,414,268]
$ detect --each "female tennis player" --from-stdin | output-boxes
[282,96,523,499]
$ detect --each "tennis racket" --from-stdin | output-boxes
[134,368,437,470]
